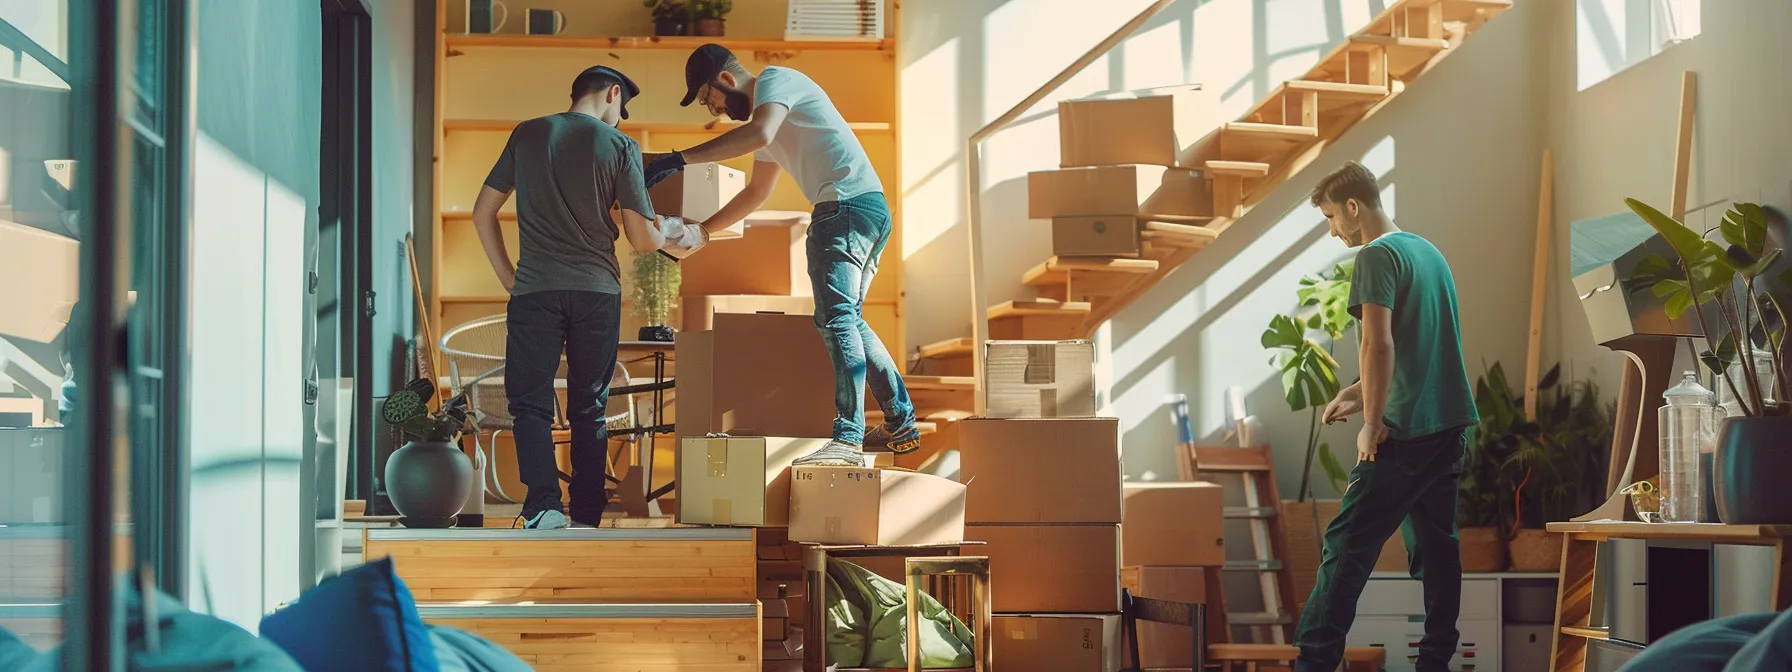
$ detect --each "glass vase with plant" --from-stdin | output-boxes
[1624,198,1792,523]
[1261,259,1356,502]
[690,0,731,36]
[643,0,689,37]
[632,249,681,341]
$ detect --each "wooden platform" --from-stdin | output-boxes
[363,527,756,602]
[418,600,762,672]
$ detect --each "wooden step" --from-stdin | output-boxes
[1023,256,1160,301]
[986,299,1092,340]
[1204,160,1271,178]
[363,527,756,602]
[1219,122,1319,162]
[1406,0,1513,23]
[1352,34,1451,78]
[1139,221,1222,250]
[898,375,976,415]
[917,337,973,360]
[1243,80,1389,127]
[416,600,762,672]
[862,410,939,435]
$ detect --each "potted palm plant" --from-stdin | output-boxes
[1624,199,1792,523]
[632,249,681,342]
[1496,364,1614,571]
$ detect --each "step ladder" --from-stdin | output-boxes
[1171,396,1298,645]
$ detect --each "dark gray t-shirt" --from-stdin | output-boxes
[482,112,655,295]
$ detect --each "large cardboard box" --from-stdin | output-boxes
[648,161,745,222]
[1058,86,1216,169]
[992,614,1122,672]
[676,435,826,526]
[966,524,1120,613]
[673,312,834,440]
[679,221,810,297]
[1026,165,1211,220]
[1121,482,1225,567]
[983,340,1096,419]
[681,294,814,331]
[1053,215,1143,257]
[789,466,966,546]
[958,417,1120,524]
[0,219,78,343]
[1121,566,1218,667]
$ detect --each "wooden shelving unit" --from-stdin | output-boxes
[446,33,892,52]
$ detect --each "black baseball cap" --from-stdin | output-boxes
[679,43,736,107]
[572,65,640,119]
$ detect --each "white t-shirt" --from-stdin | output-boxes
[751,66,883,204]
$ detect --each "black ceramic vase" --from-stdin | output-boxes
[638,325,675,342]
[1713,415,1792,524]
[385,440,473,528]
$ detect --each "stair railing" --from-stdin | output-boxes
[962,0,1177,415]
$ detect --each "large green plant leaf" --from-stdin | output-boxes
[1261,314,1305,350]
[1721,203,1768,258]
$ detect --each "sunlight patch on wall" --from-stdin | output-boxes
[899,37,962,258]
[1112,354,1176,436]
[1119,20,1189,92]
[1577,0,1701,92]
[1193,0,1256,113]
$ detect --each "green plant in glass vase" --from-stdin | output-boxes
[1262,259,1356,501]
[632,249,681,342]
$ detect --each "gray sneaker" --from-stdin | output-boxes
[520,509,570,530]
[792,440,869,467]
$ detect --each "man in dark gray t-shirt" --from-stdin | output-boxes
[470,65,682,529]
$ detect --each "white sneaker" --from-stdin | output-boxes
[791,440,868,467]
[520,509,570,530]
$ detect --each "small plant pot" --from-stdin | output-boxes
[1714,415,1792,523]
[385,440,473,528]
[654,19,686,37]
[638,325,675,342]
[695,18,725,36]
[1458,526,1508,572]
[1507,528,1562,572]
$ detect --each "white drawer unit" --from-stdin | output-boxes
[1346,573,1557,671]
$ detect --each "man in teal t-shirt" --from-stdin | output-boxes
[1293,162,1480,672]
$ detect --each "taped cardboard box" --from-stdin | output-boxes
[992,614,1121,672]
[1054,215,1143,257]
[983,340,1095,419]
[788,466,966,546]
[1026,165,1211,220]
[1121,482,1225,567]
[648,161,744,222]
[673,312,834,440]
[958,417,1120,524]
[676,435,827,526]
[0,219,78,343]
[1058,86,1217,169]
[681,294,815,331]
[679,220,810,297]
[1121,566,1222,667]
[966,524,1120,613]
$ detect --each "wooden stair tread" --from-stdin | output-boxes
[917,337,973,360]
[1283,79,1390,96]
[1205,160,1272,177]
[1223,122,1320,141]
[902,375,976,390]
[1404,0,1514,22]
[1023,256,1159,288]
[1139,221,1222,244]
[922,409,973,423]
[986,299,1092,320]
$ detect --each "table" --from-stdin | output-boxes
[616,341,675,514]
[1546,522,1792,671]
[800,541,987,672]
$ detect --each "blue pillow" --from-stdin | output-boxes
[259,557,440,672]
[1618,612,1777,671]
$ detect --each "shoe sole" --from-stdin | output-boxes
[886,435,923,455]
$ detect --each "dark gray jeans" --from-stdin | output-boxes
[505,290,620,521]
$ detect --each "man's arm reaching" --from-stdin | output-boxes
[471,185,516,293]
[698,159,780,234]
[1356,302,1395,461]
[644,104,790,187]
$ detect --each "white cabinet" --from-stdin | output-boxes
[1344,573,1556,671]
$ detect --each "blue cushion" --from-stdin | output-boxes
[427,625,532,672]
[1618,612,1778,672]
[1724,608,1792,671]
[259,557,439,672]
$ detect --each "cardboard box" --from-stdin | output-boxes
[676,435,827,526]
[966,524,1120,613]
[789,466,966,546]
[1053,215,1143,257]
[648,161,745,222]
[1026,165,1211,220]
[0,219,78,343]
[681,294,815,331]
[958,417,1120,524]
[1058,86,1216,169]
[673,312,835,440]
[679,221,810,297]
[992,614,1122,672]
[1122,566,1216,667]
[983,340,1096,419]
[1121,483,1225,567]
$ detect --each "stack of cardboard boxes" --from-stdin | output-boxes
[649,164,815,332]
[1120,481,1229,668]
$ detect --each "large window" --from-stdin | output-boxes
[1577,0,1702,91]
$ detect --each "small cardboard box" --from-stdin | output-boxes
[1121,482,1225,567]
[648,161,745,222]
[0,219,78,343]
[789,466,967,546]
[1058,86,1216,169]
[966,524,1120,613]
[1026,165,1211,220]
[674,312,835,440]
[1122,566,1218,667]
[992,614,1122,672]
[679,221,810,297]
[1053,215,1143,257]
[676,436,827,526]
[958,417,1120,524]
[681,294,815,331]
[983,340,1096,419]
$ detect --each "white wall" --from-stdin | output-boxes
[902,0,1557,495]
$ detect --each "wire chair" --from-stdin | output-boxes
[439,314,638,504]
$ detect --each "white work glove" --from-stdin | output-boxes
[656,215,709,260]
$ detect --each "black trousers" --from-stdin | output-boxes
[504,290,620,521]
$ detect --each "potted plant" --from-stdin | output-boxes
[632,249,682,341]
[1503,365,1615,571]
[643,0,689,37]
[380,379,475,528]
[689,0,731,36]
[1624,199,1792,523]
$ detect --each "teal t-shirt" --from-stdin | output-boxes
[1348,232,1480,439]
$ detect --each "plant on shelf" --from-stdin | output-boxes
[643,0,690,37]
[1261,259,1355,502]
[689,0,732,37]
[632,249,682,342]
[1623,198,1792,523]
[381,378,473,444]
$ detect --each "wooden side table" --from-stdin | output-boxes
[1546,522,1792,671]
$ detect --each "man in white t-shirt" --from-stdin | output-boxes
[644,43,917,467]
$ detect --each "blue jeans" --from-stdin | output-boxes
[806,192,914,445]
